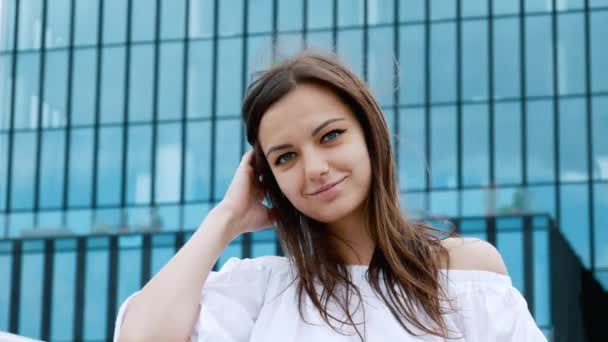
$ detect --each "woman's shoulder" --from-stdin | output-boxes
[439,237,508,276]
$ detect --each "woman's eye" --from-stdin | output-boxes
[321,129,345,143]
[275,152,295,165]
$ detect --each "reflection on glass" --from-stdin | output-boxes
[214,120,240,200]
[158,42,184,120]
[559,98,588,182]
[367,27,394,107]
[217,38,243,117]
[18,0,42,50]
[155,123,182,204]
[96,127,123,206]
[126,125,152,205]
[430,106,456,188]
[100,47,125,124]
[14,52,40,129]
[43,50,68,128]
[592,97,608,180]
[558,13,586,95]
[74,0,99,46]
[495,102,522,185]
[430,23,456,103]
[39,130,66,209]
[185,121,212,201]
[526,15,553,97]
[71,48,97,126]
[462,19,488,101]
[45,0,70,48]
[526,100,555,182]
[0,0,16,51]
[11,132,36,210]
[68,129,94,208]
[399,25,425,105]
[189,0,214,38]
[493,18,520,99]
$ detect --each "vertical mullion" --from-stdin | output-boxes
[551,0,562,229]
[424,0,431,210]
[392,0,400,170]
[523,215,535,314]
[33,0,48,224]
[120,0,133,212]
[302,0,308,48]
[488,0,496,188]
[209,0,219,202]
[179,0,191,231]
[40,239,54,340]
[105,236,118,339]
[362,0,368,81]
[241,0,252,258]
[583,0,595,270]
[72,237,86,341]
[141,233,152,286]
[91,0,105,218]
[519,0,528,186]
[150,0,161,207]
[61,0,76,224]
[456,0,463,215]
[272,0,278,61]
[332,0,337,51]
[8,240,22,333]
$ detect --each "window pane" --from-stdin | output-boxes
[526,15,553,97]
[11,132,37,210]
[559,98,588,181]
[68,129,94,207]
[51,244,76,341]
[214,120,240,200]
[8,212,34,238]
[14,52,40,129]
[45,0,70,48]
[43,50,68,128]
[100,47,125,124]
[526,0,553,12]
[338,0,364,27]
[526,100,555,182]
[431,0,455,20]
[494,18,520,99]
[558,13,585,95]
[159,42,184,120]
[117,236,142,309]
[0,55,12,130]
[66,208,93,235]
[591,11,608,92]
[337,29,363,78]
[83,240,109,341]
[276,32,303,59]
[74,0,99,46]
[129,44,154,122]
[103,0,127,44]
[0,0,16,51]
[247,34,273,78]
[161,0,186,39]
[431,106,456,188]
[399,108,426,191]
[217,38,243,117]
[185,121,211,201]
[132,0,156,42]
[492,0,519,15]
[219,0,243,36]
[18,247,44,338]
[462,0,488,17]
[18,0,43,50]
[497,232,524,291]
[591,0,608,7]
[463,104,489,187]
[155,123,182,203]
[307,31,332,51]
[0,134,7,209]
[368,0,394,25]
[462,19,488,101]
[188,40,213,119]
[39,130,66,208]
[431,22,456,103]
[248,0,272,33]
[368,27,394,107]
[278,0,303,32]
[307,0,333,29]
[399,0,425,22]
[399,25,425,105]
[595,183,608,268]
[97,127,123,206]
[71,48,97,126]
[189,0,215,39]
[560,184,590,267]
[527,185,556,218]
[592,97,608,180]
[495,102,522,184]
[126,125,152,205]
[461,189,486,216]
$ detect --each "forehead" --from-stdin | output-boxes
[258,83,356,146]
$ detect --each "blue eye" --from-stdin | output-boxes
[275,152,295,165]
[321,129,345,143]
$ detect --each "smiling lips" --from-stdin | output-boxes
[308,177,347,196]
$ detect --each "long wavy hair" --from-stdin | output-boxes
[242,51,456,340]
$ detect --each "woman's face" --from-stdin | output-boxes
[258,83,372,224]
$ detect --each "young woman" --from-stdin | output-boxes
[114,52,547,341]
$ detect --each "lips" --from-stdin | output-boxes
[309,177,347,196]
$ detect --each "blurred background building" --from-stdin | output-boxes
[0,0,607,341]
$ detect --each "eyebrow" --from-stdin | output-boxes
[265,117,345,158]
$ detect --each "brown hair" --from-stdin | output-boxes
[242,51,456,340]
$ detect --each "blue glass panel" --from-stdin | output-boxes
[37,211,62,231]
[559,98,588,182]
[534,229,550,326]
[591,11,608,92]
[66,209,93,235]
[0,250,11,330]
[18,0,43,50]
[591,0,608,6]
[497,231,524,291]
[117,236,142,307]
[560,184,591,267]
[399,0,425,22]
[526,15,553,97]
[45,0,70,48]
[214,120,241,199]
[156,205,180,231]
[152,245,174,276]
[184,203,212,230]
[430,106,456,188]
[462,104,489,186]
[367,27,394,107]
[11,132,36,210]
[430,22,456,103]
[159,42,184,120]
[596,271,608,291]
[337,29,363,78]
[0,0,16,51]
[185,121,212,201]
[0,55,12,130]
[96,127,123,206]
[401,192,428,218]
[14,52,40,129]
[526,100,555,182]
[430,190,458,217]
[276,32,303,58]
[219,0,244,36]
[18,250,43,338]
[462,19,488,101]
[128,44,154,122]
[493,18,520,100]
[68,128,94,207]
[132,0,156,42]
[398,108,426,191]
[188,40,213,118]
[367,0,395,24]
[338,0,364,27]
[278,0,303,31]
[189,0,215,38]
[306,31,332,51]
[161,0,186,39]
[218,238,243,266]
[39,130,66,208]
[217,37,243,116]
[557,13,585,95]
[592,97,608,180]
[525,0,553,12]
[495,102,522,185]
[557,0,584,9]
[126,207,151,232]
[527,185,556,218]
[492,0,519,14]
[126,125,152,205]
[431,0,455,19]
[399,24,425,105]
[0,134,7,209]
[103,0,127,44]
[93,208,121,233]
[100,47,125,124]
[43,50,68,128]
[594,183,608,268]
[74,0,99,46]
[248,0,272,33]
[460,189,487,216]
[307,0,333,29]
[155,123,182,204]
[71,48,97,126]
[462,0,488,17]
[51,249,76,341]
[8,212,33,238]
[83,245,109,341]
[252,229,277,257]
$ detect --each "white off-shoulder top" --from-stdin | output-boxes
[114,256,547,341]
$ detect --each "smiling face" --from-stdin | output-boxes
[257,83,372,224]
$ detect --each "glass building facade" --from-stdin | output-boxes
[0,0,607,340]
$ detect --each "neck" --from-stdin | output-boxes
[326,206,375,265]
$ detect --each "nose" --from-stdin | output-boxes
[302,150,329,182]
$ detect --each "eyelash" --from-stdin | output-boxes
[274,129,346,166]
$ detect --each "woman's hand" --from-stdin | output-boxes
[213,150,275,237]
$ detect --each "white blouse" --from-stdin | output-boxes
[114,256,547,342]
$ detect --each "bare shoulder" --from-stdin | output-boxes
[439,237,508,275]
